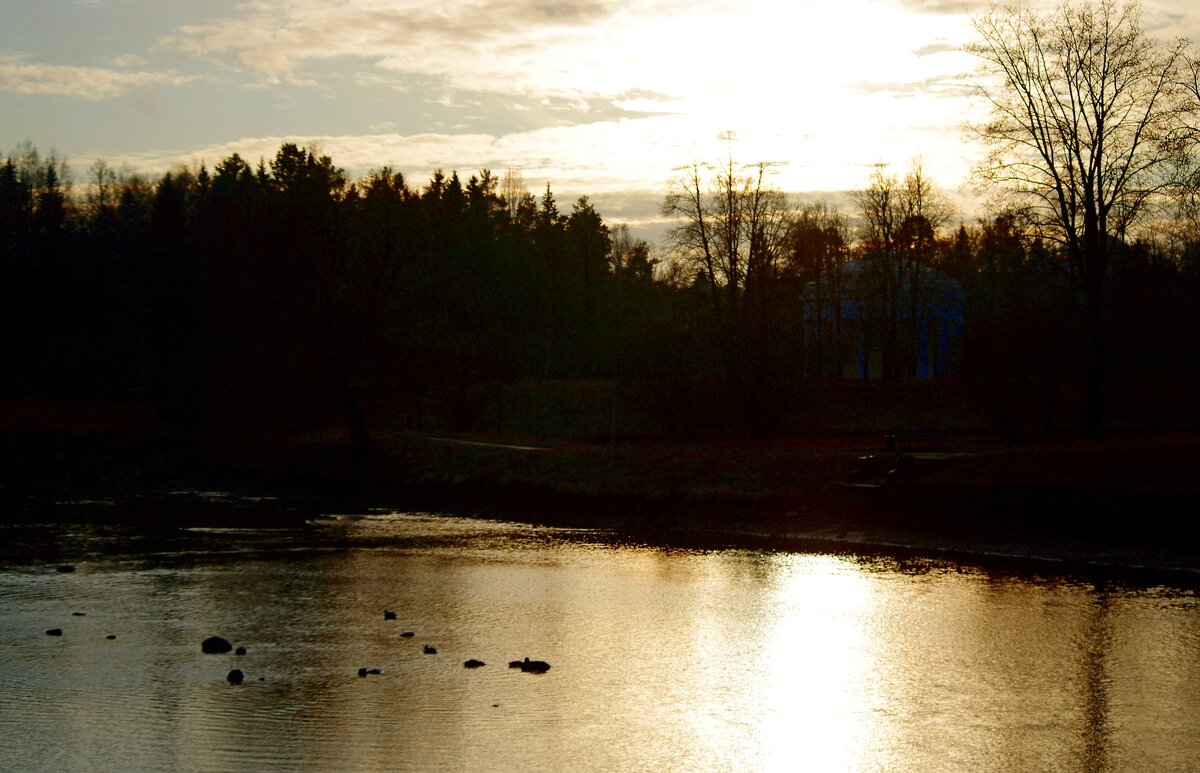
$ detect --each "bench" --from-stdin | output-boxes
[884,428,945,451]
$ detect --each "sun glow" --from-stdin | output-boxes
[738,553,888,770]
[11,0,996,236]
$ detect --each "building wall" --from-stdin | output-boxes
[802,262,964,380]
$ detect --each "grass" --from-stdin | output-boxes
[4,377,1200,546]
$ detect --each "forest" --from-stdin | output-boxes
[3,138,1199,460]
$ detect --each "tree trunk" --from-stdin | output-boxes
[1080,301,1107,437]
[340,379,370,463]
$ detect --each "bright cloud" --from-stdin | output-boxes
[149,0,987,192]
[158,0,976,108]
[0,60,195,100]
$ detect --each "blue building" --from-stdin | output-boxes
[801,260,965,380]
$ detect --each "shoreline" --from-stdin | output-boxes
[4,423,1200,580]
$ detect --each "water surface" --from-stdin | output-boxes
[2,503,1198,771]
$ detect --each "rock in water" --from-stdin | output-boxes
[519,658,551,674]
[423,645,437,654]
[464,659,486,668]
[56,565,75,573]
[227,669,245,685]
[235,646,247,656]
[46,628,63,636]
[202,636,233,654]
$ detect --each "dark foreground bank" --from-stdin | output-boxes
[4,407,1200,575]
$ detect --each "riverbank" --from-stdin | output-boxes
[4,397,1200,575]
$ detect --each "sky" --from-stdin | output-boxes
[2,0,1196,237]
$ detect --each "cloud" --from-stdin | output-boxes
[56,0,986,210]
[0,60,196,100]
[110,53,150,68]
[1140,2,1200,38]
[86,116,690,193]
[850,76,973,99]
[154,1,955,181]
[913,42,959,57]
[159,0,632,90]
[527,1,610,24]
[894,0,995,14]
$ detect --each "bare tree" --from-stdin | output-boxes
[661,140,797,434]
[85,159,118,218]
[663,150,792,322]
[1175,54,1200,241]
[852,165,904,378]
[500,168,527,222]
[897,161,954,375]
[968,0,1192,434]
[852,160,955,379]
[787,201,850,378]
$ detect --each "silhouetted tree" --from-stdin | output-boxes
[852,166,903,379]
[969,0,1193,434]
[852,161,953,379]
[962,213,1080,437]
[565,196,611,376]
[0,155,32,396]
[257,144,370,458]
[786,202,850,379]
[663,143,798,435]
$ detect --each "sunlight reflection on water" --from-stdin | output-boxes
[2,509,1199,772]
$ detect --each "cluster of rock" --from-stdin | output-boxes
[202,609,552,686]
[374,609,551,676]
[43,568,115,640]
[43,565,551,686]
[199,636,251,684]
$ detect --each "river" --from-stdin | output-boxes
[2,496,1198,771]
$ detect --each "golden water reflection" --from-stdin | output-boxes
[2,514,1200,772]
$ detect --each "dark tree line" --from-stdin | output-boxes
[653,147,1200,439]
[0,142,644,458]
[968,0,1196,434]
[5,139,1200,449]
[941,211,1200,439]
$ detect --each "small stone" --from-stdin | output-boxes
[72,612,86,616]
[201,636,233,654]
[383,610,397,620]
[56,565,75,573]
[227,669,245,685]
[463,659,486,668]
[106,635,116,640]
[519,658,551,674]
[46,628,63,636]
[423,645,437,654]
[235,646,247,656]
[400,631,415,638]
